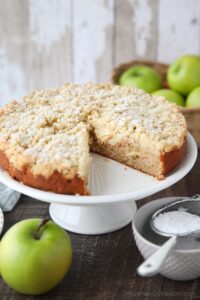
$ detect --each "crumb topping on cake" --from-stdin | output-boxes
[0,83,186,179]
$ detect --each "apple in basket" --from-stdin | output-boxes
[152,89,185,107]
[167,55,200,95]
[186,86,200,108]
[119,65,162,93]
[0,218,72,295]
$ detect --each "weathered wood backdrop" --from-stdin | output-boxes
[0,0,200,106]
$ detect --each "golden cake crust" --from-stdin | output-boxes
[0,149,89,195]
[160,139,186,176]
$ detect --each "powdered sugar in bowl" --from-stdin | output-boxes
[132,196,200,281]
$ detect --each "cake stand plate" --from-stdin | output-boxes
[0,133,197,234]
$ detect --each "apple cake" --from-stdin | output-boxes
[0,83,187,195]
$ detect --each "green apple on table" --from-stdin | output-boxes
[167,55,200,95]
[186,86,200,108]
[152,89,185,107]
[0,218,72,295]
[119,65,162,93]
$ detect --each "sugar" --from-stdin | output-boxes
[153,209,200,235]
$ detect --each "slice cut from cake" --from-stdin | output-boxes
[0,83,187,194]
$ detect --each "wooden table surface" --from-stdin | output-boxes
[0,151,199,300]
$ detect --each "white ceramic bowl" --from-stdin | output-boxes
[132,197,200,281]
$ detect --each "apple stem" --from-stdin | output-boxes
[34,218,50,240]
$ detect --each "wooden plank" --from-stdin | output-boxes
[0,0,72,106]
[157,0,200,63]
[73,0,114,83]
[0,0,28,106]
[114,0,159,67]
[28,0,72,87]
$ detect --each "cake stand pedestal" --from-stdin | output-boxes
[0,134,197,235]
[49,201,136,234]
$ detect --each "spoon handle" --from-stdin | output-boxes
[137,236,177,277]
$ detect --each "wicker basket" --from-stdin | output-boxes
[112,60,200,148]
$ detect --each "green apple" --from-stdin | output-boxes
[119,65,162,93]
[167,55,200,95]
[152,89,185,107]
[0,218,72,295]
[186,86,200,108]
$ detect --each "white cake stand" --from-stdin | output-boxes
[0,133,197,234]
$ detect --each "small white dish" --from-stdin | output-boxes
[132,197,200,281]
[0,207,4,235]
[0,133,197,234]
[0,182,21,212]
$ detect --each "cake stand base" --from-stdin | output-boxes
[49,201,137,234]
